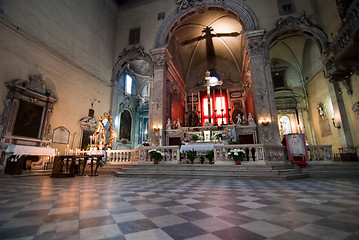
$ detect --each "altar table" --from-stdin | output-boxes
[180,143,224,153]
[6,145,55,156]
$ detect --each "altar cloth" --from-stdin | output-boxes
[180,143,224,153]
[6,145,56,156]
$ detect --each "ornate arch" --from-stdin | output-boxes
[112,45,154,84]
[263,12,329,60]
[155,0,258,48]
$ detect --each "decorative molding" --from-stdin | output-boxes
[118,97,135,114]
[6,75,58,103]
[156,0,258,47]
[117,45,145,60]
[176,0,224,11]
[150,47,167,70]
[264,12,329,58]
[245,30,265,57]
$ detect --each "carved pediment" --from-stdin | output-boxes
[6,75,57,103]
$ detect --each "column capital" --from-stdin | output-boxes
[150,47,167,70]
[244,30,265,57]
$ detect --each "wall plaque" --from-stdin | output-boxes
[52,126,70,144]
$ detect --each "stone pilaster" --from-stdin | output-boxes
[245,30,281,145]
[328,77,354,147]
[149,47,167,146]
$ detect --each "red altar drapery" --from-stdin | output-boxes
[200,90,228,126]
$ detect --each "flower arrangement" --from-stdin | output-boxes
[191,134,201,141]
[297,160,308,168]
[182,138,191,144]
[228,149,246,161]
[214,133,223,140]
[206,150,214,163]
[185,149,197,162]
[148,149,164,161]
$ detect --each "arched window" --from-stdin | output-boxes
[125,74,133,95]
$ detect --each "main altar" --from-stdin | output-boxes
[166,115,257,146]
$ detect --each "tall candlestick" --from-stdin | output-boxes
[191,93,194,111]
[212,90,215,122]
[185,93,187,112]
[220,89,223,109]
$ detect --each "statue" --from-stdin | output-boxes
[248,113,256,126]
[236,114,242,125]
[166,118,171,130]
[176,118,182,128]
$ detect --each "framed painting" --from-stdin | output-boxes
[285,134,308,160]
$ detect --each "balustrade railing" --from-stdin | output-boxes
[106,146,180,164]
[214,144,285,164]
[102,144,334,165]
[306,145,333,161]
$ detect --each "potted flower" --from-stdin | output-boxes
[185,149,197,164]
[182,138,190,145]
[191,134,201,142]
[228,148,246,165]
[214,133,223,141]
[200,155,205,164]
[206,150,214,164]
[148,149,164,164]
[297,160,308,168]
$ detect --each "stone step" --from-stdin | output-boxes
[116,164,308,180]
[116,171,309,180]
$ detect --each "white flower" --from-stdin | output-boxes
[234,152,238,156]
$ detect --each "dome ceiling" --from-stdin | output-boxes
[168,8,245,89]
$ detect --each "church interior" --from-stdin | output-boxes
[1,0,358,165]
[0,1,359,239]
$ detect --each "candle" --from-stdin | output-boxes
[191,92,194,111]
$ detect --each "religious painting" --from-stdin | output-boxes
[120,110,132,141]
[12,100,43,138]
[188,111,199,127]
[285,134,308,160]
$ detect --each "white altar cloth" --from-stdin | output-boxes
[6,145,56,156]
[180,143,224,153]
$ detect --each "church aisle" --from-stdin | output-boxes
[0,176,358,240]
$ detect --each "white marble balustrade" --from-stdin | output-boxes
[105,144,334,165]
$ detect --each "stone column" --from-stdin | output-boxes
[245,30,281,145]
[328,77,354,147]
[149,47,167,146]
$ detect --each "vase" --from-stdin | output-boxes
[299,165,306,168]
[200,159,204,164]
[190,160,194,164]
[235,160,241,165]
[209,160,214,164]
[154,160,159,165]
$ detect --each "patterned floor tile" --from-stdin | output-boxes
[0,176,358,240]
[162,222,208,239]
[240,220,289,238]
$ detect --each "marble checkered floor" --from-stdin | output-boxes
[0,176,358,240]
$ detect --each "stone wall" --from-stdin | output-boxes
[0,0,116,153]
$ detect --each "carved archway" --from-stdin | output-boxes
[155,0,258,48]
[263,13,329,61]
